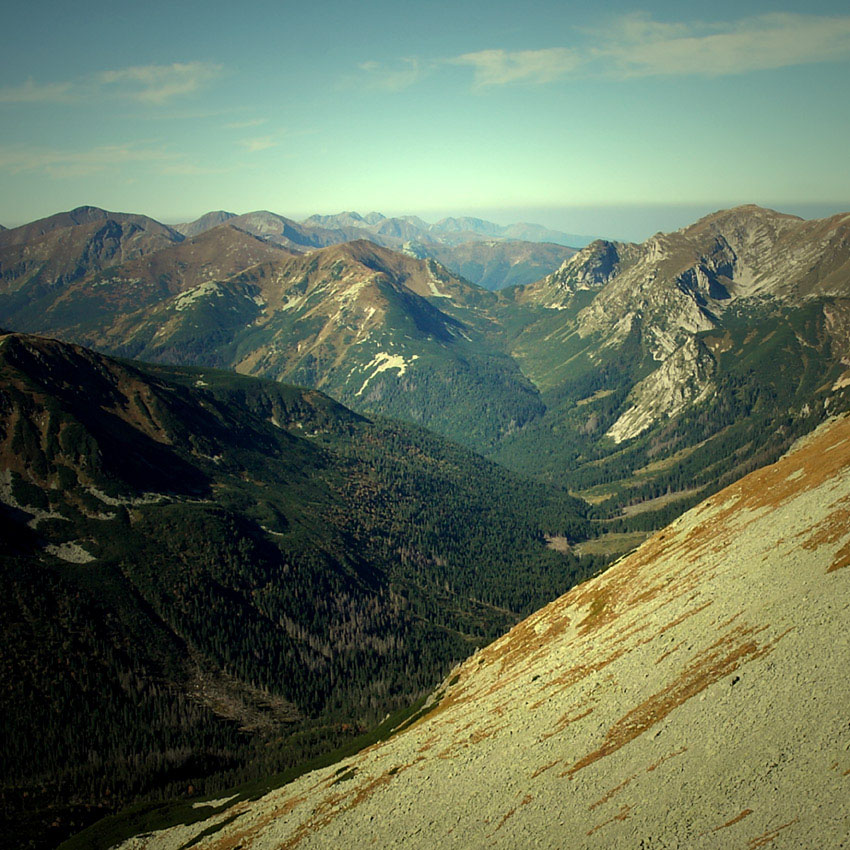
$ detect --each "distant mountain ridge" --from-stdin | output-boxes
[3,202,850,532]
[0,204,183,249]
[176,208,587,289]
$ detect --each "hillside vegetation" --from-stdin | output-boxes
[0,331,596,849]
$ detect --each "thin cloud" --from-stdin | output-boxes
[354,58,422,92]
[225,118,268,129]
[0,143,180,178]
[450,48,580,88]
[0,78,74,103]
[595,12,850,78]
[0,62,222,109]
[239,136,277,153]
[98,62,221,104]
[436,12,850,89]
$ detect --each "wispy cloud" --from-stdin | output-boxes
[354,58,422,92]
[0,143,181,178]
[0,62,222,112]
[239,136,277,153]
[225,118,268,129]
[0,78,74,103]
[368,12,850,92]
[98,62,221,104]
[593,12,850,78]
[450,48,580,88]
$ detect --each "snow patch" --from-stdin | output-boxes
[174,281,225,312]
[45,542,95,564]
[356,352,419,396]
[425,263,449,298]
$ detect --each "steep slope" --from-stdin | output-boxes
[173,211,237,238]
[0,331,594,850]
[494,206,850,526]
[115,413,850,850]
[8,238,543,449]
[0,206,184,329]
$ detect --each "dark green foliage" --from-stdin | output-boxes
[0,337,597,850]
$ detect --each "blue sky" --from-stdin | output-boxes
[2,0,849,240]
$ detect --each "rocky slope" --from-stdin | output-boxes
[12,237,543,448]
[116,413,850,850]
[494,206,850,515]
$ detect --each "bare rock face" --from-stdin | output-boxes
[120,414,850,850]
[606,337,716,443]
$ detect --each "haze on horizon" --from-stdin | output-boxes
[2,0,849,242]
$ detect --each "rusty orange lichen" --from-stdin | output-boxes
[747,818,799,848]
[654,640,685,665]
[646,746,687,772]
[589,773,637,810]
[540,706,595,742]
[564,624,787,777]
[530,759,560,779]
[827,538,850,572]
[713,808,754,831]
[493,806,517,832]
[586,804,631,837]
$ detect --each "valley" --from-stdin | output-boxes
[2,202,850,849]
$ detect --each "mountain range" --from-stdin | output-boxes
[171,208,585,290]
[3,203,850,536]
[2,200,850,848]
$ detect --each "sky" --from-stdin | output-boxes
[2,0,849,241]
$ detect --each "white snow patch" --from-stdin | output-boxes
[356,352,419,396]
[425,263,449,298]
[45,542,95,564]
[174,281,225,312]
[191,795,239,810]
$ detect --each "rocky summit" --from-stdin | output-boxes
[120,413,850,850]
